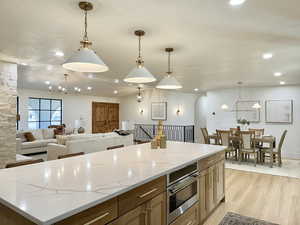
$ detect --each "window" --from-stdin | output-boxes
[28,98,62,129]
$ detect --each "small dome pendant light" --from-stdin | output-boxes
[124,30,156,83]
[156,48,182,89]
[63,2,109,73]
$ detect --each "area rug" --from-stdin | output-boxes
[219,212,279,225]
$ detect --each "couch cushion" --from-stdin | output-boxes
[22,139,57,149]
[31,130,44,140]
[43,128,55,139]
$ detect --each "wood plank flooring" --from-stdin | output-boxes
[204,169,300,225]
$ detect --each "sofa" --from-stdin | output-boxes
[47,132,133,160]
[16,129,57,155]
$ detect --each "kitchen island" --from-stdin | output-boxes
[0,141,226,225]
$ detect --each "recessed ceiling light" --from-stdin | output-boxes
[88,74,94,79]
[262,53,273,60]
[274,72,282,77]
[280,81,285,85]
[114,79,119,83]
[45,81,50,85]
[87,86,92,90]
[113,90,118,94]
[229,0,246,6]
[194,88,199,92]
[55,51,64,57]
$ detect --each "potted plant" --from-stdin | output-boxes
[237,118,250,130]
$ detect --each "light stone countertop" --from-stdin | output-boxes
[0,141,226,225]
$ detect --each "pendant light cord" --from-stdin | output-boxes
[84,10,88,41]
[167,51,171,74]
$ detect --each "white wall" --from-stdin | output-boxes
[120,89,198,126]
[196,86,300,159]
[18,89,119,133]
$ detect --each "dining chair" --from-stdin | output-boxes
[261,130,287,167]
[58,152,84,159]
[201,128,210,144]
[239,131,259,166]
[216,130,236,160]
[249,128,264,137]
[5,159,44,168]
[107,144,124,150]
[230,128,238,136]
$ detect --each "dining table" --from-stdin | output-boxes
[208,133,276,167]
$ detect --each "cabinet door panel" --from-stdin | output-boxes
[199,169,209,223]
[108,204,147,225]
[146,192,166,225]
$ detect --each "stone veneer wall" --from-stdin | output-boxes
[0,61,17,168]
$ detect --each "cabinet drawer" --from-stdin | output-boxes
[198,151,225,172]
[54,198,118,225]
[170,203,199,225]
[118,176,166,216]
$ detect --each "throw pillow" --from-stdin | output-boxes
[42,128,55,139]
[24,132,36,142]
[16,131,27,142]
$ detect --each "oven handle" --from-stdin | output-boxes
[168,173,199,195]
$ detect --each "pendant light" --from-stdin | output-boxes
[62,2,108,73]
[136,87,143,103]
[124,30,156,83]
[156,48,182,89]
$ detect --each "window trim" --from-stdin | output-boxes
[28,97,63,129]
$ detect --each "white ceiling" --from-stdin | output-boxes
[1,0,300,97]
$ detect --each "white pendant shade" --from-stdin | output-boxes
[124,66,156,83]
[63,48,108,73]
[156,75,182,89]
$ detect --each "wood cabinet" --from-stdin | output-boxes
[146,192,166,225]
[198,152,225,225]
[92,102,119,133]
[109,192,166,225]
[170,203,198,225]
[54,198,118,225]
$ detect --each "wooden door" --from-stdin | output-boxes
[108,204,147,225]
[170,203,198,225]
[92,102,119,133]
[199,169,209,223]
[146,193,166,225]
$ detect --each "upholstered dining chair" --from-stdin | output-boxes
[5,159,44,168]
[201,128,210,144]
[230,128,238,136]
[216,130,236,160]
[239,131,259,166]
[261,130,287,167]
[249,128,264,137]
[58,152,84,159]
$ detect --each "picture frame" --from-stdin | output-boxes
[236,100,261,123]
[265,100,293,124]
[151,102,167,121]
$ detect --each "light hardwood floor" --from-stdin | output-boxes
[204,169,300,225]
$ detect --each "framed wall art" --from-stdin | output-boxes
[151,102,167,120]
[236,100,261,123]
[265,100,293,123]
